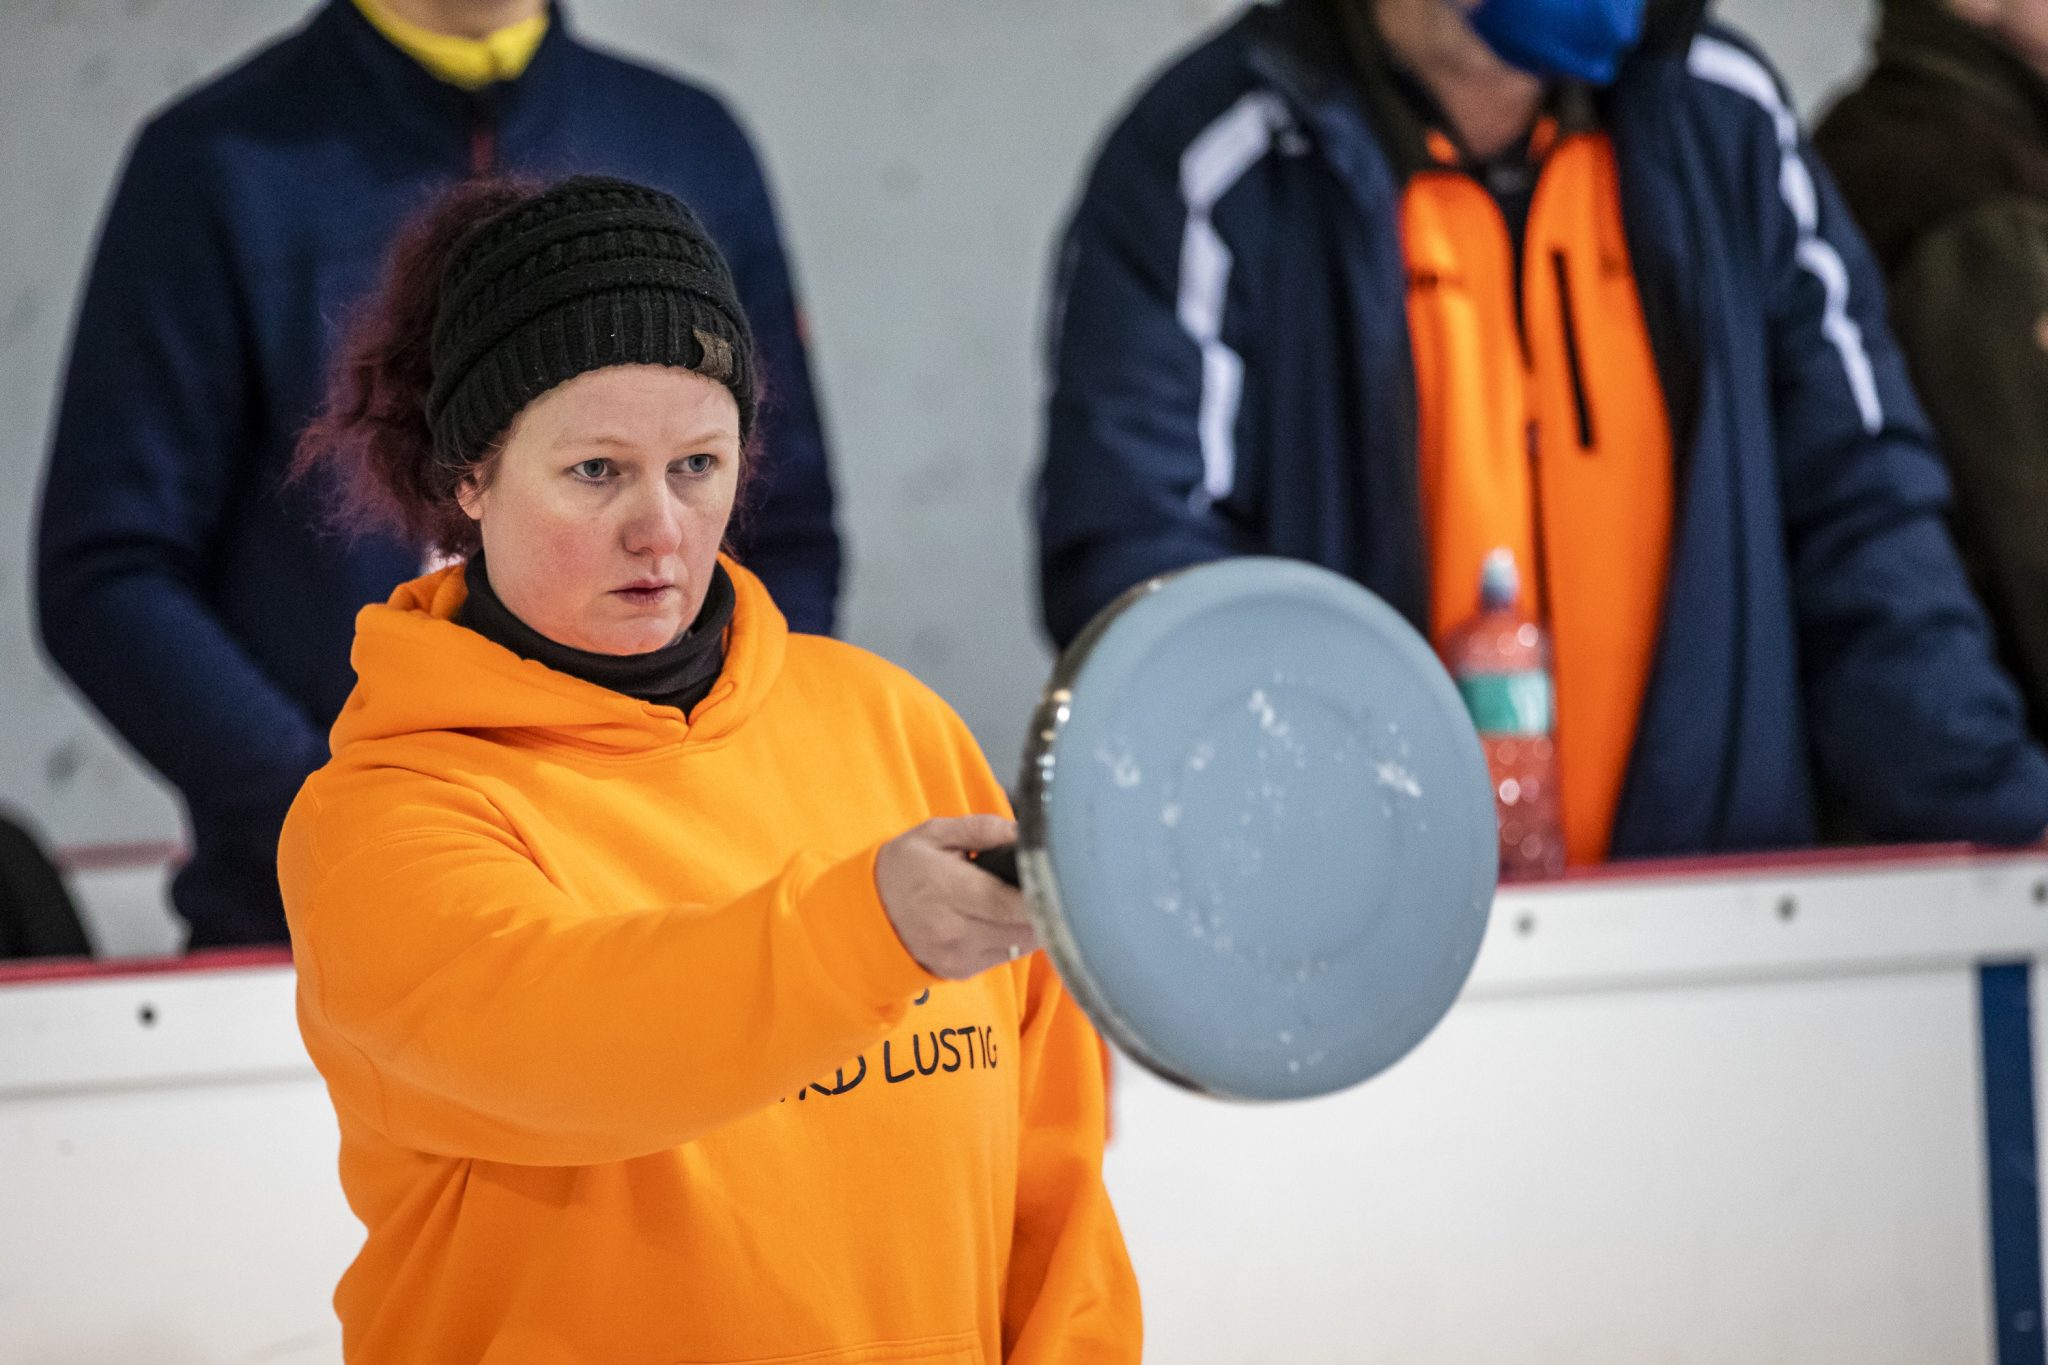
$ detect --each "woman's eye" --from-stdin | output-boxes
[571,458,611,482]
[680,454,716,476]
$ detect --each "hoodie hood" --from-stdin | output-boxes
[331,553,788,758]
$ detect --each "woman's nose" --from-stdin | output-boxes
[621,483,685,557]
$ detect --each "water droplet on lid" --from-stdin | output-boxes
[1375,759,1423,798]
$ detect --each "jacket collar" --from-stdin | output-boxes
[1244,0,1405,216]
[306,0,578,152]
[1246,0,1598,189]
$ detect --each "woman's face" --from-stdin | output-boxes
[2001,0,2048,73]
[1955,0,2048,71]
[457,365,741,655]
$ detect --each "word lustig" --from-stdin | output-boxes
[791,1024,1000,1102]
[787,991,999,1103]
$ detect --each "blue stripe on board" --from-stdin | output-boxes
[1981,961,2043,1365]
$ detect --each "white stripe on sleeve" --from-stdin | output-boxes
[1689,34,1885,435]
[1177,90,1290,504]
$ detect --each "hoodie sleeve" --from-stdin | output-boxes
[280,775,936,1167]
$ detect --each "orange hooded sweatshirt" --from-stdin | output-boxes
[278,558,1140,1364]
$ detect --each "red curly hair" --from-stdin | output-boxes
[294,179,542,559]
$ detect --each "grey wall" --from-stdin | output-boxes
[0,0,1872,861]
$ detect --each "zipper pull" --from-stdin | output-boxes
[466,86,502,176]
[469,121,496,176]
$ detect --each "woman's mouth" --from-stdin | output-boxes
[612,583,674,607]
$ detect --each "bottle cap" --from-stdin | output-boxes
[1480,547,1519,610]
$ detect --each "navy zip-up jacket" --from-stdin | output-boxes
[1038,0,2048,855]
[37,1,841,946]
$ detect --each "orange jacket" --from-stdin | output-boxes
[1404,128,1673,865]
[279,559,1140,1364]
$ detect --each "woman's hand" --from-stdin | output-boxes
[875,816,1038,980]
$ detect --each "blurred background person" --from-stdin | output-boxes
[1034,0,2048,867]
[1818,0,2048,743]
[34,0,839,950]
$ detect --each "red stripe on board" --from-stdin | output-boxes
[1509,841,2015,891]
[0,946,291,987]
[52,840,184,874]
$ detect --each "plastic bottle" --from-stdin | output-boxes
[1440,548,1566,880]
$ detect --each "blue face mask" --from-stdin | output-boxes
[1466,0,1649,84]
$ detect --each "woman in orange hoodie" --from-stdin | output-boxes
[282,175,1140,1364]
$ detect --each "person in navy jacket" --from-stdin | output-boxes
[1036,0,2048,861]
[37,0,842,947]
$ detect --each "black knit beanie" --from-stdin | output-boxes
[425,175,756,473]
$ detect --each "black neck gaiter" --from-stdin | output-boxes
[456,554,737,716]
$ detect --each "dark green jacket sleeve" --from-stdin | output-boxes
[1888,194,2048,735]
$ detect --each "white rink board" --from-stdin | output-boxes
[0,966,348,1365]
[1108,971,1991,1364]
[2,1077,349,1365]
[2,850,2045,1363]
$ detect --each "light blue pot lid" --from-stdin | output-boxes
[1016,558,1498,1101]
